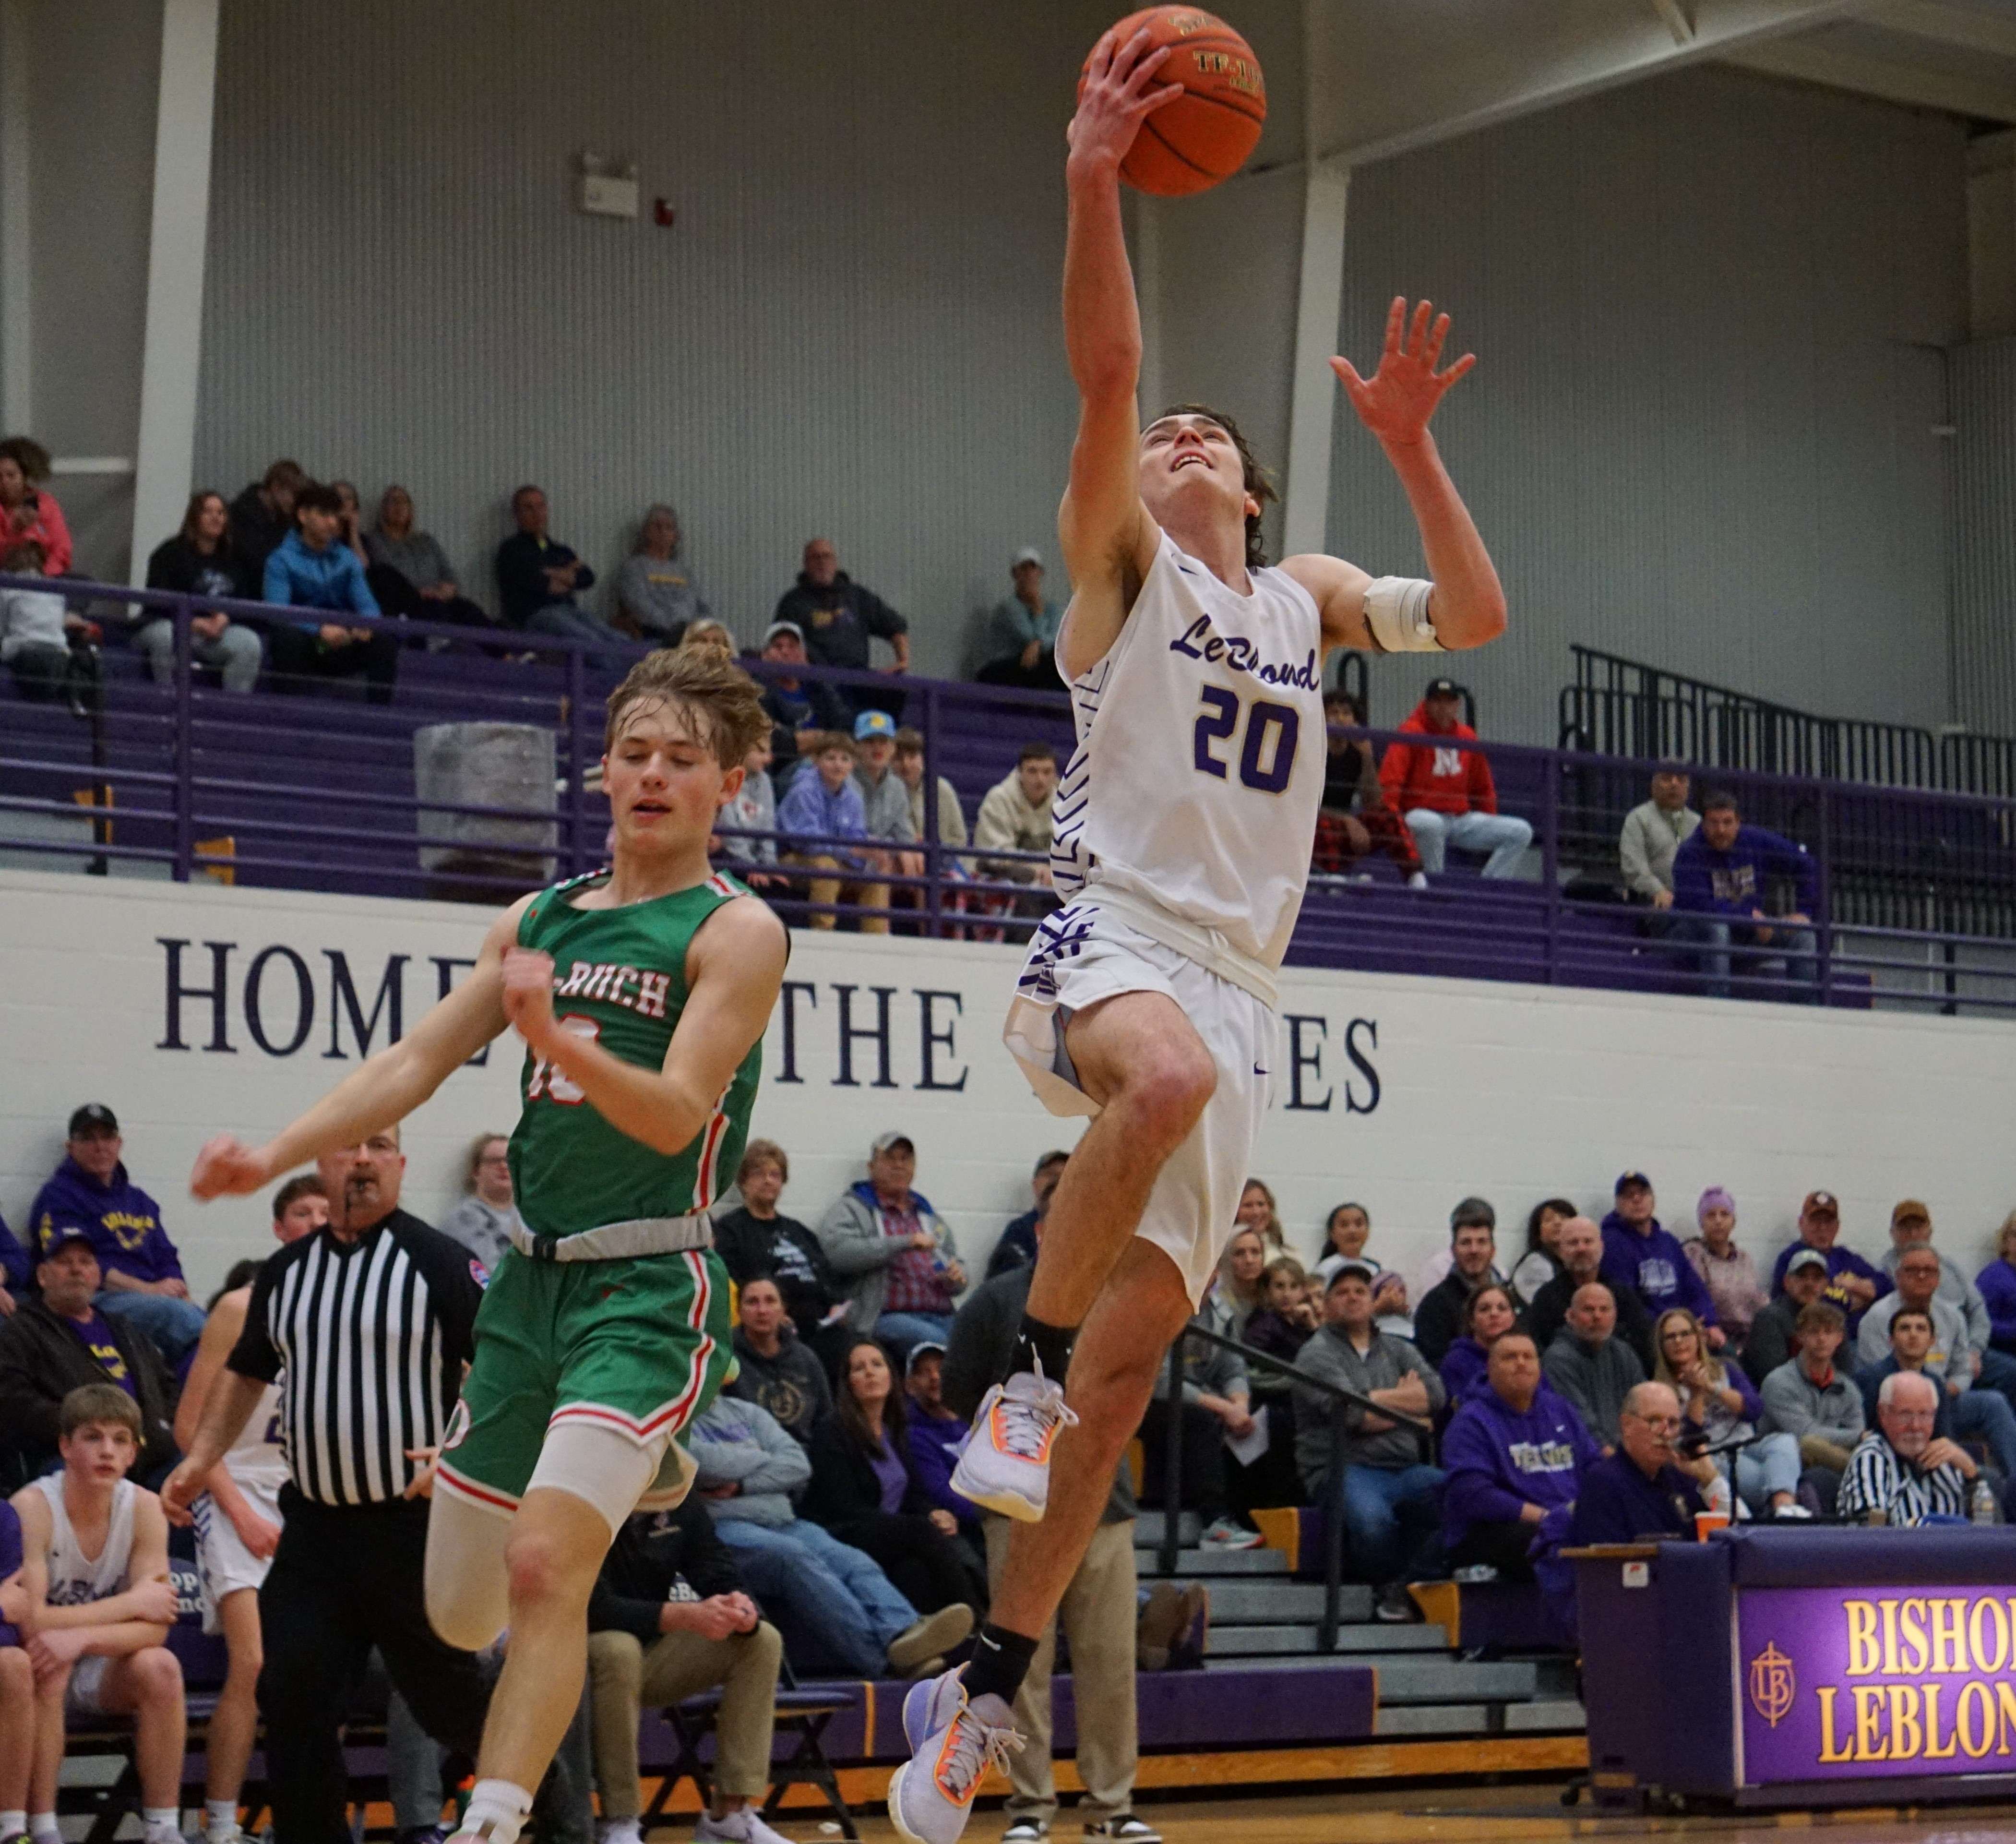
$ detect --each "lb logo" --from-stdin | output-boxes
[440,1398,472,1454]
[1748,1640,1795,1728]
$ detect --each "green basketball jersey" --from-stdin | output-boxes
[508,869,761,1242]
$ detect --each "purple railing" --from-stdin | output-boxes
[4,579,2014,1018]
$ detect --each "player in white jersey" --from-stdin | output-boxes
[900,27,1510,1842]
[171,1175,331,1844]
[12,1385,185,1844]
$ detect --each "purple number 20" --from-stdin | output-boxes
[1193,689,1299,795]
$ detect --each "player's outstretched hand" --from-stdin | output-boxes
[190,1132,274,1201]
[501,946,557,1047]
[1332,298,1476,448]
[159,1456,205,1526]
[1068,25,1183,171]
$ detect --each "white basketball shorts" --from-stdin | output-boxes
[1004,898,1275,1306]
[194,1476,284,1631]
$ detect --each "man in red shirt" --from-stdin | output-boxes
[1377,677,1531,880]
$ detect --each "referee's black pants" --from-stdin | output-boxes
[258,1488,490,1844]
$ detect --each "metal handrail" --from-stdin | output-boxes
[1157,1319,1435,1653]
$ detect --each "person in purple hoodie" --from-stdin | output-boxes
[1670,790,1819,1001]
[28,1104,203,1366]
[1601,1170,1725,1350]
[0,1209,28,1311]
[1441,1334,1602,1580]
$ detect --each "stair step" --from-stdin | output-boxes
[1376,1704,1490,1736]
[1202,1624,1325,1655]
[1135,1546,1288,1575]
[1131,1511,1202,1546]
[1194,1581,1358,1622]
[1367,1658,1540,1704]
[1505,1698,1587,1732]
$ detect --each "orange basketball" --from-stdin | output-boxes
[1080,8,1266,198]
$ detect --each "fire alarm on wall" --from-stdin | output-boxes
[575,152,639,220]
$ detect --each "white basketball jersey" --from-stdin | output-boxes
[28,1474,137,1608]
[223,1380,289,1497]
[1051,530,1327,973]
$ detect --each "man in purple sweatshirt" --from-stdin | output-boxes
[28,1104,203,1366]
[1670,791,1819,1001]
[1601,1171,1725,1351]
[1441,1335,1602,1580]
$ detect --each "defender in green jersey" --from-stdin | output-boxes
[186,647,787,1844]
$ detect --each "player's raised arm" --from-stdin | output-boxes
[1286,297,1508,659]
[502,895,787,1159]
[188,895,528,1201]
[1055,28,1183,681]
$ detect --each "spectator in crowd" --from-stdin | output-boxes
[1566,1383,1712,1546]
[774,538,908,714]
[1441,1335,1600,1581]
[1882,1200,2016,1406]
[983,1150,1069,1282]
[1438,1284,1520,1408]
[713,735,785,888]
[1618,765,1698,909]
[1757,1301,1864,1494]
[262,483,399,703]
[851,711,924,901]
[15,1386,184,1844]
[1856,1250,2016,1477]
[803,1340,986,1616]
[585,1498,788,1844]
[1243,1256,1320,1377]
[1214,1237,1308,1519]
[1654,1308,1804,1517]
[1770,1189,1888,1329]
[1510,1197,1575,1307]
[1743,1247,1833,1386]
[1979,1210,2016,1359]
[30,1104,203,1368]
[1411,1202,1503,1367]
[1314,691,1423,885]
[1601,1171,1722,1342]
[901,1344,975,1530]
[1205,1227,1269,1347]
[1682,1188,1768,1354]
[942,1221,1158,1844]
[1142,1318,1260,1550]
[1377,677,1531,880]
[170,1175,326,1844]
[1409,1196,1496,1330]
[974,742,1060,900]
[435,1132,520,1274]
[892,726,969,856]
[1670,791,1818,1000]
[0,436,71,575]
[0,539,95,703]
[328,481,372,573]
[0,1230,178,1484]
[494,484,612,651]
[139,491,264,692]
[1837,1370,1979,1526]
[976,547,1063,690]
[613,503,713,645]
[362,485,492,630]
[724,1278,831,1447]
[0,1495,27,1840]
[776,730,890,932]
[1543,1281,1646,1450]
[753,621,848,780]
[1527,1214,1656,1374]
[0,1207,28,1310]
[686,1395,971,1680]
[1312,1203,1410,1326]
[228,458,306,579]
[1234,1178,1289,1255]
[1294,1261,1445,1619]
[814,1132,965,1354]
[711,1141,847,1369]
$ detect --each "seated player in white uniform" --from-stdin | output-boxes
[897,26,1511,1844]
[12,1385,186,1844]
[172,1174,330,1844]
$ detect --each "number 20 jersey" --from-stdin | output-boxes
[1050,529,1327,972]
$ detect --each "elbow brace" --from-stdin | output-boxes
[1362,576,1443,654]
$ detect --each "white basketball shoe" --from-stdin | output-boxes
[889,1667,1022,1844]
[949,1360,1077,1522]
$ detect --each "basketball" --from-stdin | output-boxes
[1080,7,1266,197]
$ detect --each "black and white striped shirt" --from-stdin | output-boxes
[1837,1431,1971,1527]
[228,1209,484,1508]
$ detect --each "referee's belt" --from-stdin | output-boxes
[509,1213,714,1263]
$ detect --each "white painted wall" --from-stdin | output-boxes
[4,870,2012,1306]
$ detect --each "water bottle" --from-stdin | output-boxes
[1973,1479,1998,1525]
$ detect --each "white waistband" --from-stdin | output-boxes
[1082,883,1279,1009]
[509,1214,714,1263]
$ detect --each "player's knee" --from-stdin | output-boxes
[226,1631,264,1685]
[0,1644,32,1693]
[1124,1047,1217,1147]
[132,1647,184,1706]
[503,1523,591,1611]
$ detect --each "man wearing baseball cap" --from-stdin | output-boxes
[1742,1248,1833,1386]
[28,1106,203,1367]
[1881,1200,2016,1411]
[1376,678,1531,880]
[851,710,925,903]
[1769,1191,1889,1333]
[814,1132,967,1357]
[756,620,848,782]
[977,548,1062,691]
[1600,1171,1722,1345]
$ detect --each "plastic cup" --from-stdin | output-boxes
[1695,1511,1730,1541]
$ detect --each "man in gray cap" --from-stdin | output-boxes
[977,547,1062,690]
[1742,1246,1833,1386]
[755,618,847,784]
[815,1131,967,1356]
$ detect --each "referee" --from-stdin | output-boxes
[167,1126,490,1844]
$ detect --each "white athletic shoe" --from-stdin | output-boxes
[889,1670,1023,1844]
[950,1361,1078,1522]
[694,1808,793,1844]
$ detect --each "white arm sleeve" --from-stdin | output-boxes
[1361,576,1443,654]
